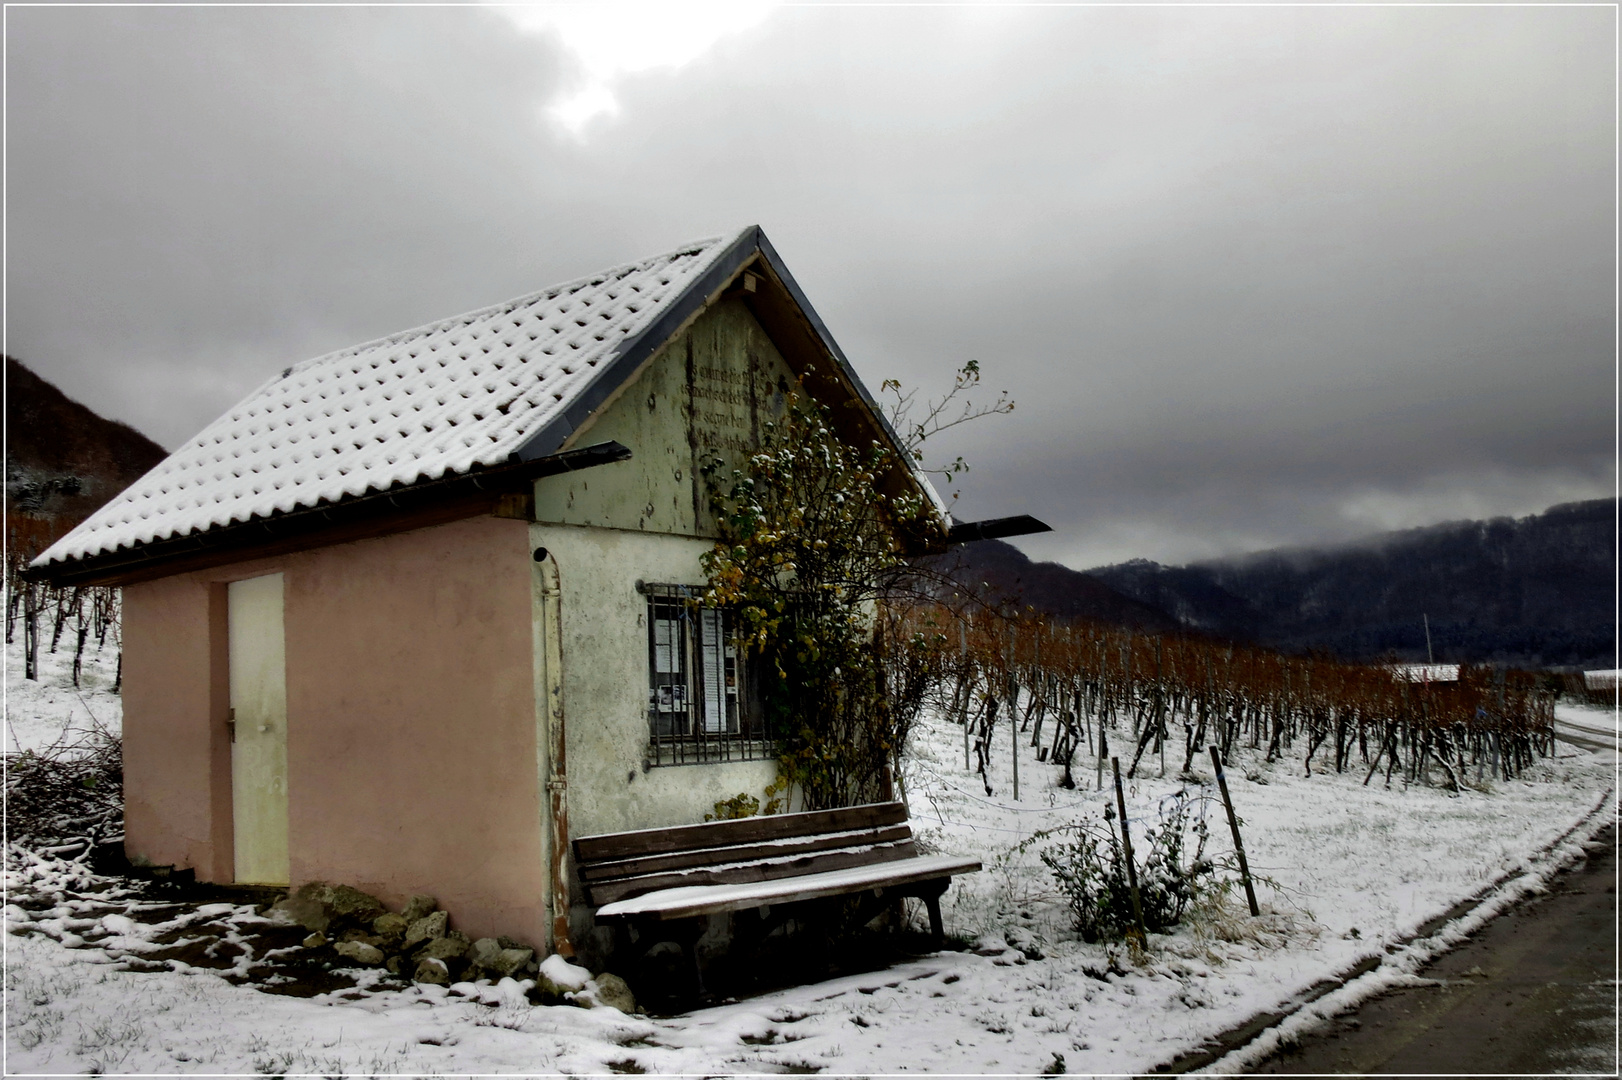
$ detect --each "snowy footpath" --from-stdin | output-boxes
[4,638,1615,1075]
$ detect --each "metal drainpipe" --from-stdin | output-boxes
[535,548,574,957]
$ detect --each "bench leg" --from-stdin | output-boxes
[623,916,707,1004]
[898,878,950,947]
[924,894,944,946]
[671,916,707,1001]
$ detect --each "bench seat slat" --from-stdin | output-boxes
[596,855,985,921]
[573,801,909,863]
[586,840,919,907]
[580,823,915,883]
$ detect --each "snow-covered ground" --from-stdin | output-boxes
[1556,699,1620,753]
[5,629,122,754]
[4,635,1615,1075]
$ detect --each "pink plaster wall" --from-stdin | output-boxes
[121,514,548,946]
[123,577,232,880]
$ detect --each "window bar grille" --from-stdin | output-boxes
[639,581,772,766]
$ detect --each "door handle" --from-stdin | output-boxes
[227,708,236,744]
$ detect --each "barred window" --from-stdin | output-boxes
[642,583,772,765]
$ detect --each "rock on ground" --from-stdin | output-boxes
[334,940,384,966]
[587,973,638,1013]
[404,909,448,948]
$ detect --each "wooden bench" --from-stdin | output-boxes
[574,801,980,994]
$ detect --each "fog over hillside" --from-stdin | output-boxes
[1085,498,1616,669]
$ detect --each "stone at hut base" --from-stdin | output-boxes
[469,938,535,980]
[468,937,503,973]
[404,910,448,949]
[272,884,335,933]
[323,885,386,926]
[490,948,534,979]
[372,912,408,950]
[533,953,592,1004]
[334,940,385,966]
[401,894,437,924]
[385,955,404,975]
[417,933,468,964]
[271,882,386,934]
[414,957,451,985]
[589,973,638,1014]
[301,932,327,949]
[527,981,563,1006]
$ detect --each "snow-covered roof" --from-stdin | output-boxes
[34,226,939,574]
[1391,664,1461,684]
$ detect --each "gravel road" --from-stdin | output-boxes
[1251,822,1617,1075]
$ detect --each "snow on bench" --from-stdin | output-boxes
[574,801,979,990]
[596,854,984,921]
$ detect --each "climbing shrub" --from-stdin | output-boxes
[700,395,943,810]
[705,792,761,821]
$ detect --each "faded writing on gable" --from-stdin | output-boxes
[531,296,798,537]
[688,354,774,469]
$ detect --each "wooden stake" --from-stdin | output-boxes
[1209,745,1260,916]
[1111,757,1147,944]
[1155,638,1165,778]
[1097,647,1107,791]
[1096,716,1107,792]
[961,620,970,772]
[1010,629,1019,801]
[23,586,38,682]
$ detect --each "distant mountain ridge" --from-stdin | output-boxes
[5,356,168,564]
[1088,499,1617,669]
[937,538,1181,633]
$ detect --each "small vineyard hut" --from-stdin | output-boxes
[31,227,1033,958]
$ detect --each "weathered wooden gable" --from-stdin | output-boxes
[532,295,801,537]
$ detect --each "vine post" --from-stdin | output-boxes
[961,618,970,772]
[1111,756,1148,946]
[1009,628,1019,801]
[1210,745,1260,916]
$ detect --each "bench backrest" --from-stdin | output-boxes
[574,801,916,908]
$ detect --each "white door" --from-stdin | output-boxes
[229,573,289,885]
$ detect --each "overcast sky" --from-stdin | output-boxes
[7,3,1614,570]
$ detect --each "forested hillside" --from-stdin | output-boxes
[5,356,168,565]
[936,538,1181,633]
[1088,499,1616,669]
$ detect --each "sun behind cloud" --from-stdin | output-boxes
[499,2,774,133]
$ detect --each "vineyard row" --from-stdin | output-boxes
[891,605,1557,795]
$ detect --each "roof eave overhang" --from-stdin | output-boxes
[944,515,1053,546]
[25,441,632,588]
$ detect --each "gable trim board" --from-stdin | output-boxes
[28,226,951,587]
[530,227,930,520]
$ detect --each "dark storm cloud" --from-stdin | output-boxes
[7,4,1613,569]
